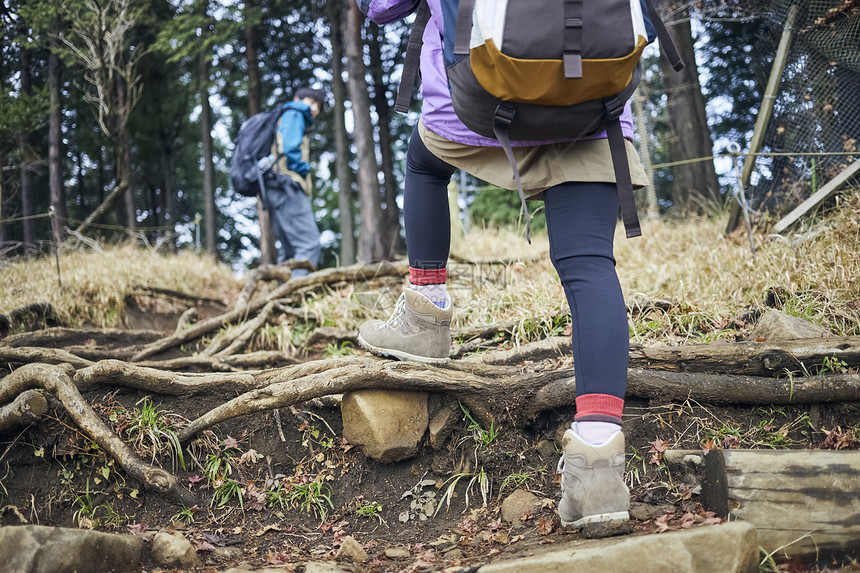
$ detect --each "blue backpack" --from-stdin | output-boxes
[397,0,684,240]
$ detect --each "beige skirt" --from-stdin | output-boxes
[418,119,649,200]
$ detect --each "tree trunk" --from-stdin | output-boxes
[658,2,721,213]
[200,51,217,256]
[244,0,276,265]
[116,74,136,232]
[344,2,387,262]
[0,157,7,246]
[19,43,35,253]
[369,27,402,258]
[328,0,356,266]
[160,133,175,239]
[48,47,67,243]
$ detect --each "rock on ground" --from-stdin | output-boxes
[749,309,833,341]
[477,522,758,573]
[151,529,201,569]
[0,524,143,573]
[501,489,540,525]
[341,390,428,462]
[334,534,368,563]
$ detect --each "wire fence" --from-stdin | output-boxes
[638,0,860,214]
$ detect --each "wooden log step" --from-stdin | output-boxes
[701,449,860,559]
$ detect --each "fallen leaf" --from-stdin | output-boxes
[648,437,669,464]
[196,541,217,551]
[127,523,148,535]
[536,517,554,535]
[266,550,291,565]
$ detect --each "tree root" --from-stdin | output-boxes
[0,390,47,434]
[201,301,277,357]
[136,351,297,371]
[131,260,409,362]
[174,355,860,445]
[0,363,195,506]
[0,346,94,369]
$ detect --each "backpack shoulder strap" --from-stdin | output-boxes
[395,0,432,113]
[604,98,642,239]
[644,0,685,72]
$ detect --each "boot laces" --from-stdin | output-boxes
[378,293,407,330]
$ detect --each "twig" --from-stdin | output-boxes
[273,409,287,443]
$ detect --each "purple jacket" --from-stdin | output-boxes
[361,0,636,147]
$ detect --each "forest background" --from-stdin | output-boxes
[0,0,857,271]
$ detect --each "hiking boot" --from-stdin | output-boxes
[357,289,452,364]
[557,427,630,535]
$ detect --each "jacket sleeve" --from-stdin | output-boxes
[277,109,310,178]
[359,0,422,25]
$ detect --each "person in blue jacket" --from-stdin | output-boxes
[260,88,325,276]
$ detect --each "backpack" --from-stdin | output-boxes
[229,107,285,198]
[396,0,684,240]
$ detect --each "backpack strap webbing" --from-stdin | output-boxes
[395,1,432,114]
[644,0,685,72]
[563,0,584,78]
[605,98,642,238]
[453,0,477,55]
[492,103,532,244]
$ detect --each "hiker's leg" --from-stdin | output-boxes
[403,126,456,306]
[544,181,627,424]
[262,182,293,264]
[545,181,630,531]
[271,180,321,277]
[356,127,455,363]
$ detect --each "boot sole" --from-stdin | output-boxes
[357,334,450,364]
[562,511,631,538]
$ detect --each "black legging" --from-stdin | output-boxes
[404,127,628,400]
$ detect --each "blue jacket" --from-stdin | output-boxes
[271,101,314,192]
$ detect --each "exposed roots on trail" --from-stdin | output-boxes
[130,260,409,362]
[0,363,196,506]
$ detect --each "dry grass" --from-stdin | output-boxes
[2,188,859,345]
[0,242,239,328]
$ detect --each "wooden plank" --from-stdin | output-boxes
[702,449,860,558]
[773,160,860,234]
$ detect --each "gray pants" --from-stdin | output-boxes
[263,177,320,277]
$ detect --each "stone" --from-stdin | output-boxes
[0,524,143,573]
[749,309,833,341]
[384,546,411,559]
[663,449,706,488]
[501,489,539,524]
[334,535,368,563]
[444,548,465,561]
[213,545,244,560]
[478,522,758,573]
[221,566,296,573]
[428,402,458,450]
[151,529,201,569]
[341,390,429,462]
[535,439,557,459]
[304,563,351,573]
[629,502,673,522]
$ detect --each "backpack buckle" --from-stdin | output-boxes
[493,103,518,128]
[604,96,625,121]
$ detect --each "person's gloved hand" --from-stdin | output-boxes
[256,155,276,172]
